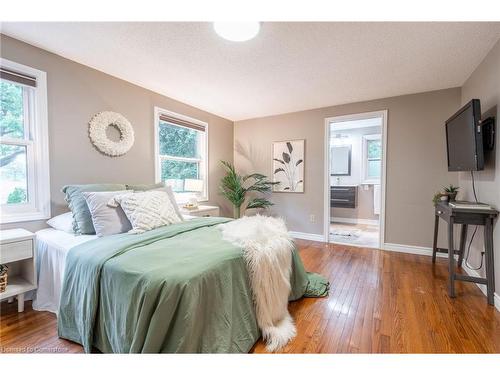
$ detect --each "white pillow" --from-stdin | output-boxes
[82,190,131,237]
[150,185,183,221]
[109,191,182,234]
[46,212,74,233]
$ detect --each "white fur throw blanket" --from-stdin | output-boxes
[218,215,295,352]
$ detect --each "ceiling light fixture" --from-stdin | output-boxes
[213,22,260,42]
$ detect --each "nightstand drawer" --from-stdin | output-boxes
[180,205,220,218]
[0,239,33,263]
[190,209,219,217]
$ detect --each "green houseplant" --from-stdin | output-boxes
[443,185,459,202]
[219,160,278,218]
[432,192,447,206]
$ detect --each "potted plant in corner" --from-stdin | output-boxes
[443,185,459,202]
[219,160,278,219]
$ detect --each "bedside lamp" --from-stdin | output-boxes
[183,179,204,209]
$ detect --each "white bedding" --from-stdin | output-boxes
[33,229,96,313]
[33,215,196,314]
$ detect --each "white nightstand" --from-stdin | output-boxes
[180,205,220,218]
[0,229,37,312]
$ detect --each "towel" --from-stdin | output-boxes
[373,184,381,215]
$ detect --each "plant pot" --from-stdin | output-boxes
[448,192,458,202]
[233,206,241,219]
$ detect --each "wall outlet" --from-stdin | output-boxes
[309,214,315,223]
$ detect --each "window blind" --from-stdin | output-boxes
[159,114,206,132]
[0,67,37,87]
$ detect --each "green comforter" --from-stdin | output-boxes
[58,217,323,353]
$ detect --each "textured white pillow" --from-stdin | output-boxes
[150,185,183,221]
[109,191,182,234]
[46,212,74,233]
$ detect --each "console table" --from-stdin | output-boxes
[432,201,498,305]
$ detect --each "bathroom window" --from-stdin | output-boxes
[362,134,381,184]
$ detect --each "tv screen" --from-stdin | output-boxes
[445,99,483,171]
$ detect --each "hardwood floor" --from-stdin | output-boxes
[1,240,499,353]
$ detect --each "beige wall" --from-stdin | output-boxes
[235,88,461,247]
[459,39,500,294]
[0,35,234,232]
[1,33,483,254]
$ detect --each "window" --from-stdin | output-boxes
[154,108,208,203]
[0,59,50,223]
[362,134,381,184]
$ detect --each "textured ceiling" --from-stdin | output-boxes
[2,22,500,121]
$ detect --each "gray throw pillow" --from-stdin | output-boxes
[62,184,127,234]
[82,191,132,237]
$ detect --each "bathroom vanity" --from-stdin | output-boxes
[330,185,357,208]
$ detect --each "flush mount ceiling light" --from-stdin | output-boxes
[213,22,260,42]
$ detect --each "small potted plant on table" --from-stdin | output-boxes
[443,185,459,202]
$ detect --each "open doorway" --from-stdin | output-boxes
[324,111,387,248]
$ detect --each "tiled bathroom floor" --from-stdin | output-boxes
[329,222,380,248]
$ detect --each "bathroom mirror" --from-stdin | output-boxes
[331,145,351,176]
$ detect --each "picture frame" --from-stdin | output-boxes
[272,139,305,193]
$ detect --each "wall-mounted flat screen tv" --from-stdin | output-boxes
[445,99,483,171]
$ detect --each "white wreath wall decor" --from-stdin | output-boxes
[88,111,135,157]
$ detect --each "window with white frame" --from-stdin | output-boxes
[0,59,50,223]
[154,108,208,203]
[362,134,382,184]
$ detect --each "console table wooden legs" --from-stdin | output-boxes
[433,202,497,306]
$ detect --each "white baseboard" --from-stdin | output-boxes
[289,231,325,242]
[462,266,500,312]
[331,217,379,226]
[382,242,445,257]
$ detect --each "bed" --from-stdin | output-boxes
[35,217,318,353]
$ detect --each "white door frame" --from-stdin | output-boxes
[323,110,388,247]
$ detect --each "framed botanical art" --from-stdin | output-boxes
[272,139,305,193]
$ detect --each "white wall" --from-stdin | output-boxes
[330,125,381,186]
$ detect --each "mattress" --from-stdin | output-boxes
[33,229,96,313]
